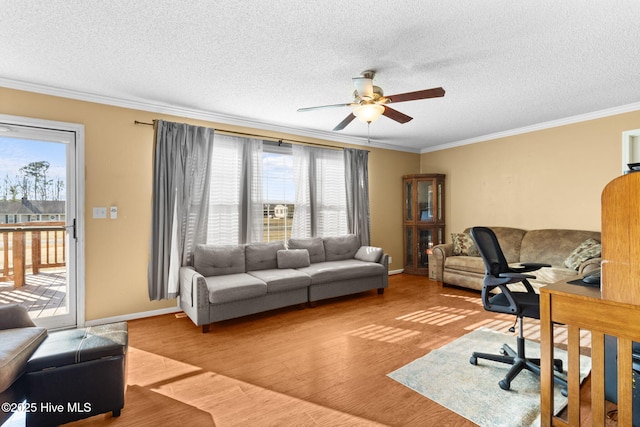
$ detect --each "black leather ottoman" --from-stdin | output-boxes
[23,322,128,427]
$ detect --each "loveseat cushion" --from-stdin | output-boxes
[248,269,311,293]
[195,244,245,276]
[465,227,527,263]
[204,273,267,304]
[0,327,48,392]
[520,229,601,267]
[288,237,325,263]
[354,246,383,263]
[527,266,581,286]
[246,241,284,271]
[277,249,310,269]
[324,234,359,261]
[296,259,385,285]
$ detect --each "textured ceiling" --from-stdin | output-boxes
[2,1,640,152]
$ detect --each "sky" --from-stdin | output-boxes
[0,136,294,203]
[0,136,67,199]
[262,151,295,203]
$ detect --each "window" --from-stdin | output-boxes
[205,134,348,245]
[262,142,295,243]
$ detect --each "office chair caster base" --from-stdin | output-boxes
[469,356,477,365]
[499,379,511,391]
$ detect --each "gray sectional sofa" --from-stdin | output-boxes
[179,234,389,332]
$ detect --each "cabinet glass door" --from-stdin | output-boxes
[405,227,414,267]
[404,180,413,221]
[417,179,434,222]
[417,228,434,268]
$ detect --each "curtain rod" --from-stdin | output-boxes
[133,120,361,151]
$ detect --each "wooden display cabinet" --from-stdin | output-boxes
[402,174,445,275]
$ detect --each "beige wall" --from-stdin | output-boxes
[421,111,640,236]
[0,87,419,321]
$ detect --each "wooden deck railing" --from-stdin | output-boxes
[0,222,66,287]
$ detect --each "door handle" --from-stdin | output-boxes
[65,218,77,240]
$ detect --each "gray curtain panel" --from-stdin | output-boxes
[148,120,214,300]
[344,148,370,246]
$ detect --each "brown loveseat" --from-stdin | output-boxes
[431,227,602,292]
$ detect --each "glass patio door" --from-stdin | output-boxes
[0,114,83,330]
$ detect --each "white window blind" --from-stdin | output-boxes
[207,135,243,245]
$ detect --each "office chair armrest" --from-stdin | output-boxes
[499,272,536,280]
[518,262,551,272]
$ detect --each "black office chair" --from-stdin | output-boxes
[469,226,567,391]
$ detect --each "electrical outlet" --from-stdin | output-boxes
[110,206,118,219]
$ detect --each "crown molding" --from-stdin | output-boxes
[9,76,632,156]
[421,101,640,154]
[0,77,421,153]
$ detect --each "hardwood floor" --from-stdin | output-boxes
[67,274,601,427]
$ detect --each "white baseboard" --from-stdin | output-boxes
[83,305,181,327]
[85,271,405,327]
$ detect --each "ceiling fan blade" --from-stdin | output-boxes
[382,106,413,124]
[386,87,445,103]
[297,103,354,112]
[333,113,356,131]
[352,76,374,99]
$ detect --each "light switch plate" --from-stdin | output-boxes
[93,207,107,219]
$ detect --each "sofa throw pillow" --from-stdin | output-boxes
[354,246,383,263]
[277,249,310,269]
[451,233,480,257]
[563,238,602,270]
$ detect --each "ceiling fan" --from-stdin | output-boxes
[297,70,445,131]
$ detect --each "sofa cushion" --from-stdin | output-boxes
[0,327,48,392]
[563,238,602,270]
[520,229,601,267]
[277,249,310,269]
[444,256,486,275]
[246,241,284,271]
[296,259,385,285]
[288,237,325,263]
[204,273,267,304]
[528,266,580,286]
[465,227,527,263]
[195,244,245,277]
[354,246,383,263]
[248,269,311,293]
[451,233,480,257]
[324,235,359,261]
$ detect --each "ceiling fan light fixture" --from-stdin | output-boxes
[353,104,384,123]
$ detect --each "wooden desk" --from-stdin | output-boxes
[540,280,640,426]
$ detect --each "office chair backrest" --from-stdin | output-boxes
[470,227,510,278]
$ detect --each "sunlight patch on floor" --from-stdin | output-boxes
[396,306,480,326]
[127,347,386,426]
[344,324,421,343]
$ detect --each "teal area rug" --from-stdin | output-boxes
[387,328,591,427]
